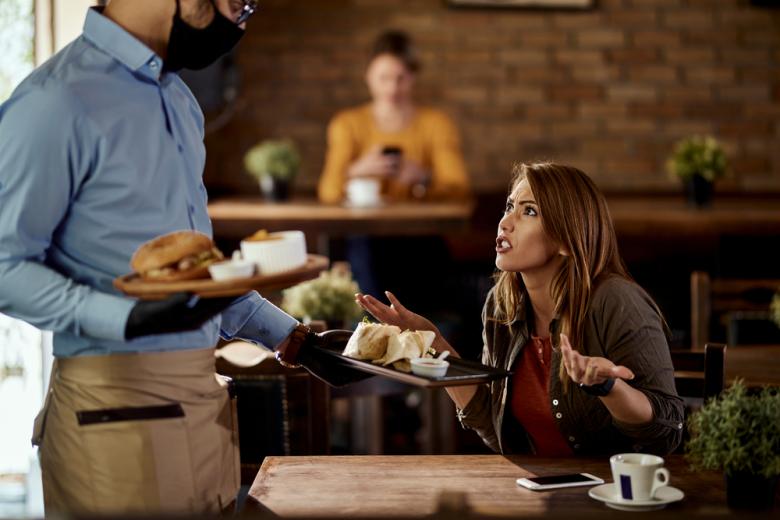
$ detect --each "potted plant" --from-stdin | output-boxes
[281,263,364,329]
[244,139,301,201]
[666,135,727,208]
[686,381,780,510]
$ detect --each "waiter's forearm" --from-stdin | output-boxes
[0,258,133,341]
[221,291,298,349]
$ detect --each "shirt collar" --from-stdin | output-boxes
[82,7,159,73]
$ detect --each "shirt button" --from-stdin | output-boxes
[552,399,559,406]
[568,435,575,442]
[678,423,683,430]
[149,60,158,69]
[555,412,562,419]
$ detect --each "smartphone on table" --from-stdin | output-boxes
[516,473,604,491]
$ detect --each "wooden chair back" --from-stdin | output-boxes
[216,342,331,485]
[690,271,780,349]
[672,343,727,401]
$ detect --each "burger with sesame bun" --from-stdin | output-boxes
[131,230,224,282]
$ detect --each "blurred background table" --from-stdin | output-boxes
[208,197,475,254]
[605,195,780,238]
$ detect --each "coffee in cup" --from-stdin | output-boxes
[346,178,381,207]
[609,453,670,501]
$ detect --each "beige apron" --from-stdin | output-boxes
[31,348,240,515]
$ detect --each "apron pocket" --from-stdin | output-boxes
[76,403,184,425]
[80,407,196,513]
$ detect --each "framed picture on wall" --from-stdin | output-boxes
[448,0,593,8]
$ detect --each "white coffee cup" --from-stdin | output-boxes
[346,178,381,207]
[609,453,670,501]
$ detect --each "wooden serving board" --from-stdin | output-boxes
[113,254,328,300]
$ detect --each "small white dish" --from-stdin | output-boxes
[208,259,256,281]
[588,483,684,511]
[410,357,449,378]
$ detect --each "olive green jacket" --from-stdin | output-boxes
[457,276,684,456]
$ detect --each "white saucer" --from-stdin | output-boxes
[588,483,684,511]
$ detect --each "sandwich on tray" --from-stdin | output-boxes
[130,230,224,282]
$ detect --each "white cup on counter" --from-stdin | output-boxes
[346,178,381,207]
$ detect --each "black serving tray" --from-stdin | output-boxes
[313,330,512,388]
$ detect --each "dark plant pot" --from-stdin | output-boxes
[259,176,292,201]
[684,174,713,208]
[724,472,779,510]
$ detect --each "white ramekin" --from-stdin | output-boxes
[240,230,307,275]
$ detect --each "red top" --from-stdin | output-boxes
[510,335,573,456]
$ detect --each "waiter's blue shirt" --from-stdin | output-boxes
[0,9,297,357]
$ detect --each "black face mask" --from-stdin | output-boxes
[165,0,244,72]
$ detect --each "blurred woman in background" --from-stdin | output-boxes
[318,30,470,204]
[318,30,471,303]
[357,163,684,456]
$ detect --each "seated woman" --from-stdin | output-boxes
[357,162,684,456]
[317,30,470,203]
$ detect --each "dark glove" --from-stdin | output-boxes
[296,329,373,388]
[125,292,237,340]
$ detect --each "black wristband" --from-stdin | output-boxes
[578,378,615,397]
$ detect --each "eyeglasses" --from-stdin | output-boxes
[236,0,258,25]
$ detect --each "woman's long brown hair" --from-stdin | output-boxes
[492,163,632,391]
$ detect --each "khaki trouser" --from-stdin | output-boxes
[32,348,240,515]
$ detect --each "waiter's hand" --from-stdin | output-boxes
[125,292,237,340]
[295,329,373,387]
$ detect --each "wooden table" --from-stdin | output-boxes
[246,454,749,517]
[208,197,475,244]
[605,196,780,238]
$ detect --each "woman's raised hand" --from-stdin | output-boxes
[559,333,635,386]
[355,291,437,334]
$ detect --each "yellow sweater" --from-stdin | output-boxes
[318,104,471,203]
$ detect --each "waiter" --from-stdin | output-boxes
[0,0,354,514]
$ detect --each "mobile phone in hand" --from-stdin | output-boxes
[381,146,402,176]
[381,145,402,157]
[516,473,604,491]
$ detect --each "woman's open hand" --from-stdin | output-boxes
[355,291,437,334]
[559,333,635,386]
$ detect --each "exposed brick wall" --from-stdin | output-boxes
[203,0,780,196]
